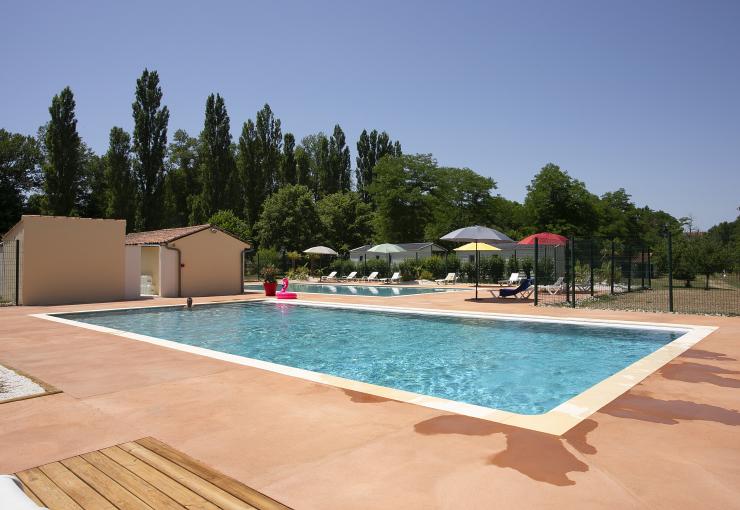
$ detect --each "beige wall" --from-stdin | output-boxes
[159,246,180,298]
[169,228,248,297]
[140,246,160,294]
[17,216,126,305]
[124,245,141,300]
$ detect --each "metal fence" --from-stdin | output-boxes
[532,235,739,316]
[0,239,21,305]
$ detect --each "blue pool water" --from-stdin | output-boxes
[60,302,684,414]
[244,282,463,297]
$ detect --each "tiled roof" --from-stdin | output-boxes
[125,224,211,245]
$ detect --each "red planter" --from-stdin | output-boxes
[263,281,277,296]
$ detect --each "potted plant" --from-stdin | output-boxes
[261,265,278,296]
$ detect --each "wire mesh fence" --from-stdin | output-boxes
[533,235,739,316]
[0,239,21,305]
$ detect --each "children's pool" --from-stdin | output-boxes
[58,301,686,415]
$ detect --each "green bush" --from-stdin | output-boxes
[420,256,446,279]
[460,261,476,282]
[365,257,390,277]
[256,247,280,268]
[286,264,310,280]
[398,259,423,280]
[507,254,518,274]
[329,258,357,277]
[419,270,434,281]
[480,255,505,282]
[520,257,534,278]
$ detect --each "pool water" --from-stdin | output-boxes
[61,302,684,414]
[244,282,463,297]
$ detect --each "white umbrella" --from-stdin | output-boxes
[303,246,339,256]
[367,243,405,271]
[441,226,514,299]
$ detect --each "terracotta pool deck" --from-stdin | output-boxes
[0,291,738,509]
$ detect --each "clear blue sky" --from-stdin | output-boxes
[2,0,738,228]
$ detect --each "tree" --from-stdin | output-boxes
[294,146,311,188]
[0,129,41,232]
[132,68,169,230]
[317,191,373,252]
[368,154,435,242]
[524,163,599,237]
[254,184,321,251]
[255,103,282,195]
[43,86,82,216]
[79,146,107,218]
[328,124,351,192]
[426,166,496,240]
[692,234,733,289]
[191,93,237,223]
[300,133,330,198]
[355,129,402,202]
[208,209,251,242]
[237,119,262,227]
[281,133,296,186]
[597,189,643,241]
[163,129,198,227]
[104,127,135,226]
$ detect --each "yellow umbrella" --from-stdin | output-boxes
[454,242,501,251]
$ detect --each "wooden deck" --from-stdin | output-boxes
[15,437,291,510]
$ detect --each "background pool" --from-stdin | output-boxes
[62,302,683,414]
[244,282,463,297]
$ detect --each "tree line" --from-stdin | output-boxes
[1,68,737,271]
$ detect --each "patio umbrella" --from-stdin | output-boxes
[441,226,514,299]
[517,232,567,246]
[303,246,339,255]
[367,243,405,273]
[453,242,502,252]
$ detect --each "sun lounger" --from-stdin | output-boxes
[435,272,457,285]
[364,271,379,282]
[498,272,520,286]
[545,276,565,295]
[341,271,358,281]
[384,272,401,284]
[321,271,338,281]
[493,279,533,298]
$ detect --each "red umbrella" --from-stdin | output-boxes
[518,232,568,245]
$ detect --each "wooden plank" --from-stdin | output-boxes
[119,441,256,510]
[81,450,187,510]
[19,480,45,507]
[61,455,153,510]
[136,437,292,510]
[99,446,220,510]
[39,461,116,510]
[15,467,83,510]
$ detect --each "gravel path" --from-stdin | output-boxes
[0,365,45,402]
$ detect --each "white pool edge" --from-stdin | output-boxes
[31,300,716,436]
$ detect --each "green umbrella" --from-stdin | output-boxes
[367,243,405,274]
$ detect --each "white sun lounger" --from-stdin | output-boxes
[545,276,566,295]
[498,272,520,286]
[435,273,457,285]
[341,271,358,281]
[321,271,338,281]
[364,271,379,282]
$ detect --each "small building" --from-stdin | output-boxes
[125,224,251,298]
[1,215,128,305]
[349,242,447,265]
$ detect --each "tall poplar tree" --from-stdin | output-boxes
[163,129,198,227]
[132,68,169,230]
[355,129,402,202]
[294,146,311,189]
[191,93,236,223]
[254,103,282,194]
[43,86,82,215]
[328,124,351,192]
[281,133,297,186]
[104,127,135,227]
[237,119,262,227]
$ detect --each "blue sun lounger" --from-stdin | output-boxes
[495,278,533,298]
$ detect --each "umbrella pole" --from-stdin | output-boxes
[475,242,479,300]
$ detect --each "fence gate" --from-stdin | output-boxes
[0,239,21,306]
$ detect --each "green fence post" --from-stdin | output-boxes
[571,238,576,308]
[667,232,674,312]
[641,248,645,289]
[534,238,539,306]
[565,241,570,303]
[589,240,595,296]
[610,240,615,295]
[627,245,632,292]
[647,248,652,288]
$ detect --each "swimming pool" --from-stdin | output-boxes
[56,301,689,416]
[244,282,464,297]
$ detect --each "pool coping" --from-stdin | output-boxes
[30,300,716,436]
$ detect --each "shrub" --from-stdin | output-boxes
[330,258,357,277]
[365,257,390,277]
[520,257,534,278]
[286,264,310,280]
[257,247,280,268]
[398,259,423,280]
[420,256,446,279]
[260,265,278,283]
[480,255,505,282]
[460,261,476,282]
[419,270,434,281]
[507,254,518,274]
